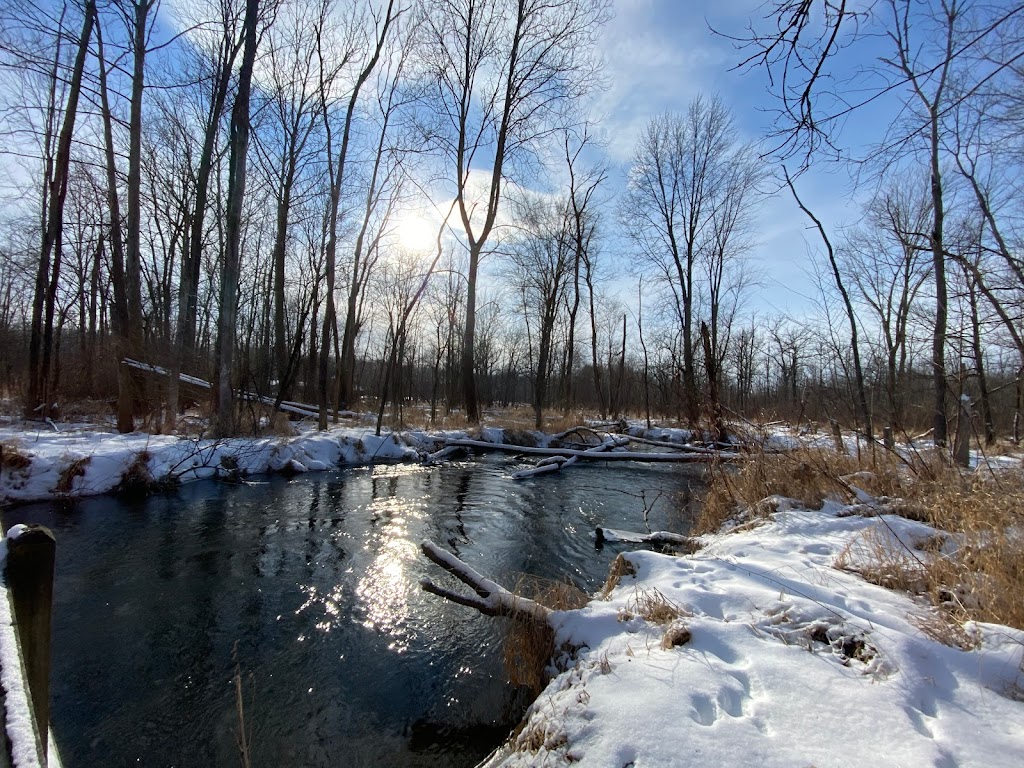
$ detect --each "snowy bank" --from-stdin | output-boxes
[0,420,701,505]
[483,502,1024,767]
[0,424,425,504]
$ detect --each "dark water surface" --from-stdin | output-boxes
[3,455,700,767]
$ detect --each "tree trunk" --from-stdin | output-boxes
[928,108,948,447]
[25,1,95,419]
[461,244,481,421]
[702,321,727,444]
[212,0,259,437]
[119,0,152,431]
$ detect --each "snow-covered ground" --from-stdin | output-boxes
[0,419,443,504]
[2,418,1022,766]
[0,416,699,504]
[485,499,1024,767]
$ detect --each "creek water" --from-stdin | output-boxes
[3,454,701,767]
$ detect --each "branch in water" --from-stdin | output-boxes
[419,541,552,624]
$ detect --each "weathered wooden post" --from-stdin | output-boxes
[883,426,894,449]
[5,526,55,765]
[953,395,972,468]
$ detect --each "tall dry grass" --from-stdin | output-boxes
[695,446,906,536]
[503,575,589,693]
[700,444,1024,633]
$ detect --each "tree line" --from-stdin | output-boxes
[0,0,1022,445]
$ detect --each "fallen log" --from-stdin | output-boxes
[511,455,578,479]
[445,438,740,463]
[621,434,722,454]
[123,358,321,419]
[424,445,467,464]
[512,435,632,479]
[419,541,551,623]
[595,527,697,548]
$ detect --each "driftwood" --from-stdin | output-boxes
[512,435,633,479]
[419,541,551,624]
[424,445,467,464]
[445,438,739,463]
[511,455,578,479]
[595,527,698,550]
[620,434,723,454]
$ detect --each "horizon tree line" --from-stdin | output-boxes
[0,0,1022,447]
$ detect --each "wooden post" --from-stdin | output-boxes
[954,395,972,468]
[5,526,55,764]
[883,426,894,449]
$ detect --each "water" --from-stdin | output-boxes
[3,455,701,767]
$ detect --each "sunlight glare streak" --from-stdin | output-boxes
[355,508,419,653]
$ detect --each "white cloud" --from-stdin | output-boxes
[593,1,743,162]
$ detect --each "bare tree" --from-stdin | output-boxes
[316,0,401,430]
[211,0,259,437]
[623,96,750,427]
[505,191,573,428]
[879,0,965,446]
[419,0,609,422]
[250,0,324,402]
[733,1,1024,163]
[839,179,931,422]
[24,0,95,419]
[561,125,606,411]
[786,168,872,441]
[336,23,417,414]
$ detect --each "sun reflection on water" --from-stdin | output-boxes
[295,582,346,636]
[355,507,420,653]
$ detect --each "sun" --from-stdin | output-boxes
[393,210,438,252]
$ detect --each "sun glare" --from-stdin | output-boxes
[394,211,438,253]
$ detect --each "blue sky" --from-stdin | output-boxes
[593,0,881,318]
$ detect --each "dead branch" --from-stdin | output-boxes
[621,434,722,453]
[419,541,552,624]
[445,438,740,463]
[512,455,578,479]
[596,527,698,551]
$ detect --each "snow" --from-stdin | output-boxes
[0,528,63,768]
[0,578,45,767]
[0,422,423,504]
[2,418,1022,766]
[484,502,1024,767]
[0,420,715,503]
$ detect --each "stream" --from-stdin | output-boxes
[2,454,701,767]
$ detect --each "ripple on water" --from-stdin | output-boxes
[3,454,701,767]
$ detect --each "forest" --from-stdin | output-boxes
[1,0,1022,445]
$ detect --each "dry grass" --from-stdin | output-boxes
[116,450,175,496]
[903,469,1024,630]
[1,443,31,470]
[708,443,1024,634]
[503,576,589,693]
[55,456,91,494]
[629,588,687,625]
[268,411,297,436]
[696,446,906,536]
[600,554,637,599]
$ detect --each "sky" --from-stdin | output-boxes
[591,0,877,318]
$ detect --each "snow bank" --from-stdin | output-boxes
[484,504,1024,767]
[0,425,426,504]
